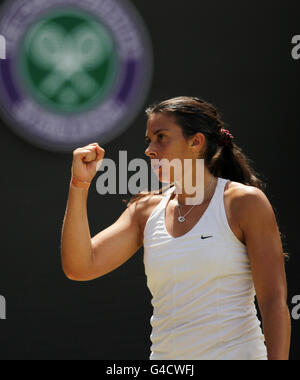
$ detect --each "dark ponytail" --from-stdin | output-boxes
[123,96,266,207]
[209,143,266,191]
[149,96,265,190]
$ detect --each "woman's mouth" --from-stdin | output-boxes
[151,160,161,171]
[152,164,161,170]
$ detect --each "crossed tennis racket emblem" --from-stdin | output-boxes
[30,23,110,102]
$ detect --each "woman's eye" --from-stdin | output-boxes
[145,135,164,145]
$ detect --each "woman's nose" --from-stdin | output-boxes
[145,145,158,158]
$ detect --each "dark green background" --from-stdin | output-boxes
[19,11,117,113]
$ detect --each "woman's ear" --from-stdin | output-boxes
[190,133,205,149]
[191,132,205,146]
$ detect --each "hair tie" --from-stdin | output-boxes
[218,128,234,147]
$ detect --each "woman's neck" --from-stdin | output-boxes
[173,167,216,206]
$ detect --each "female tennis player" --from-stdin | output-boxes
[61,96,291,360]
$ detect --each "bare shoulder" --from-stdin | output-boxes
[225,180,268,201]
[224,180,273,221]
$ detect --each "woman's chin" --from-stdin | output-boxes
[152,167,175,184]
[159,173,174,184]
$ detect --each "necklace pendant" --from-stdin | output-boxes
[178,216,186,223]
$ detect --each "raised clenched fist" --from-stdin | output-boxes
[71,143,105,184]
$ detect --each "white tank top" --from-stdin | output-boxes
[143,177,268,360]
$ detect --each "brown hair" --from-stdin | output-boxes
[123,96,266,207]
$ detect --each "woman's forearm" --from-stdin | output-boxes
[60,182,93,280]
[260,300,291,360]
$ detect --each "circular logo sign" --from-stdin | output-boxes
[0,0,153,152]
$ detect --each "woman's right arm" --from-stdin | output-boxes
[60,143,143,281]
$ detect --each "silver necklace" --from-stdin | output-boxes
[177,176,216,223]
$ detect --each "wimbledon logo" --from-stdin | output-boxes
[0,0,153,152]
[21,13,118,114]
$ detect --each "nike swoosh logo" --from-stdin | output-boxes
[201,235,213,240]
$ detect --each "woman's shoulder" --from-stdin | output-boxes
[225,180,266,198]
[224,180,271,216]
[135,189,170,212]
